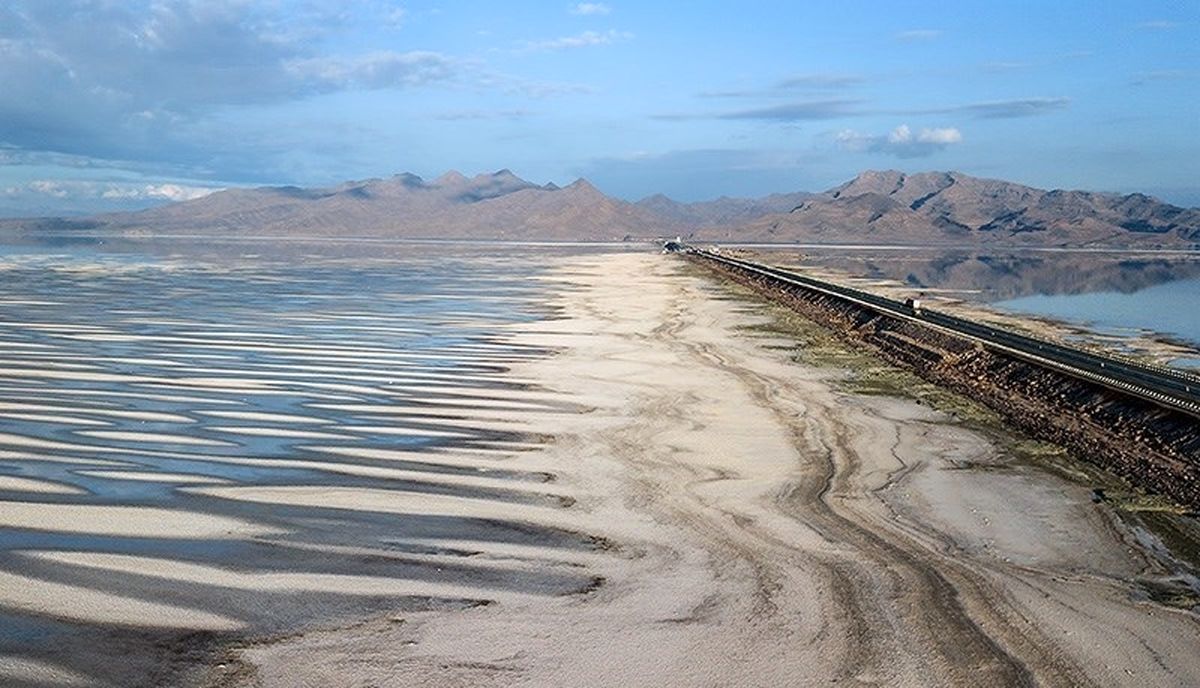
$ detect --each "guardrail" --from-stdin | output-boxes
[680,245,1200,420]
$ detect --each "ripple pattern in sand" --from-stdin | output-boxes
[0,254,592,686]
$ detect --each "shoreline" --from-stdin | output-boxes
[703,264,1200,584]
[211,252,1200,686]
[738,247,1200,368]
[0,249,1196,686]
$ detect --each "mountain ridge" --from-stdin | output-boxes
[688,170,1200,247]
[2,169,1196,248]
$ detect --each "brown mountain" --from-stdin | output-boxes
[46,170,678,241]
[1,169,1196,248]
[634,190,818,227]
[693,170,1200,247]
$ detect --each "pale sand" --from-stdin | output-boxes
[307,400,572,415]
[337,426,478,438]
[0,386,245,404]
[0,412,111,426]
[163,456,556,492]
[155,367,467,387]
[73,408,194,423]
[27,552,543,607]
[74,470,234,484]
[304,445,561,472]
[76,430,235,447]
[0,503,279,538]
[186,485,575,525]
[230,252,1200,687]
[203,426,353,440]
[346,415,529,430]
[0,432,123,453]
[0,475,85,494]
[0,568,243,630]
[0,450,126,466]
[0,360,101,371]
[224,360,524,380]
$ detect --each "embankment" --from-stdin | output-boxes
[690,253,1200,510]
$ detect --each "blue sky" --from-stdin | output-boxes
[1,0,1197,216]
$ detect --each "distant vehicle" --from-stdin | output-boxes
[662,236,686,253]
[904,297,923,314]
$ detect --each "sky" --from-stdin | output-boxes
[1,0,1198,216]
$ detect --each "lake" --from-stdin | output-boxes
[997,277,1200,366]
[761,246,1200,363]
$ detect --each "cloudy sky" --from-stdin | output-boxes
[1,0,1197,215]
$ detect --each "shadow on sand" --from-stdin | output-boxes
[0,252,597,687]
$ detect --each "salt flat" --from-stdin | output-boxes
[0,249,1197,687]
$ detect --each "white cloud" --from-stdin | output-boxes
[19,180,221,202]
[912,126,962,144]
[29,181,70,198]
[103,183,220,202]
[570,3,612,15]
[286,51,458,90]
[837,124,963,158]
[0,2,467,180]
[521,29,632,51]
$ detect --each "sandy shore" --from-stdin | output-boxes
[2,251,1198,687]
[211,252,1197,687]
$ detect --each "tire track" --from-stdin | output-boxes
[665,279,1093,686]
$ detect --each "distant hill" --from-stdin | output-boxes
[1,169,1197,248]
[634,190,818,227]
[691,170,1200,247]
[27,170,678,241]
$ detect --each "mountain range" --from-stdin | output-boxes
[3,169,1197,248]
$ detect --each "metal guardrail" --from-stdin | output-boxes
[682,246,1200,420]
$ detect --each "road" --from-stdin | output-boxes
[685,247,1200,420]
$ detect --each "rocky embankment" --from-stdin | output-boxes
[695,256,1200,510]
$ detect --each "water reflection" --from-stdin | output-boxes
[997,277,1200,355]
[770,248,1200,302]
[0,242,598,686]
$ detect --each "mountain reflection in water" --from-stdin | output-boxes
[777,248,1200,302]
[751,247,1200,358]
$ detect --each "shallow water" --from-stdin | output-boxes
[996,278,1200,353]
[0,241,604,684]
[763,247,1200,356]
